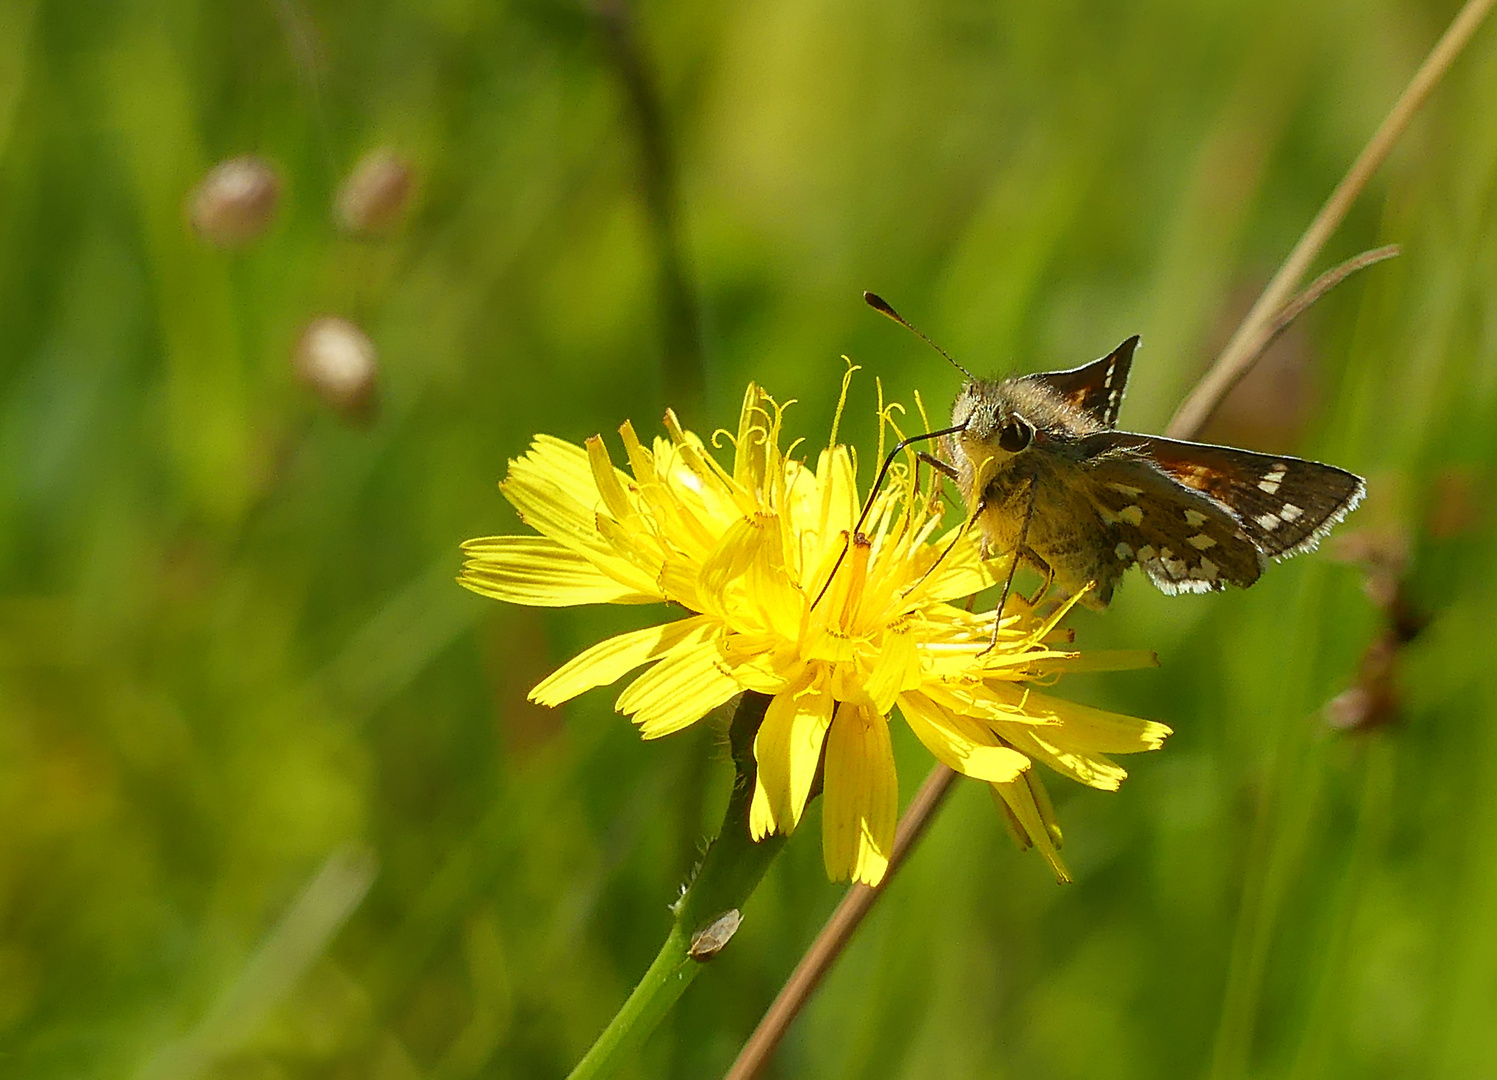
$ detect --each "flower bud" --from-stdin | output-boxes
[188,156,282,246]
[294,316,379,423]
[334,148,416,236]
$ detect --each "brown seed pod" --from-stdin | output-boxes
[188,156,282,246]
[293,316,379,424]
[334,148,416,237]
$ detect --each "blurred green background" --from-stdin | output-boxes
[3,0,1496,1077]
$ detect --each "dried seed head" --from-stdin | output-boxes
[334,148,416,236]
[294,316,379,423]
[189,156,282,246]
[1325,680,1394,732]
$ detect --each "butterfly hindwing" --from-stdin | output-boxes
[1084,452,1267,594]
[1024,336,1139,429]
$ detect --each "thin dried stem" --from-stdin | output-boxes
[1261,245,1400,357]
[722,765,958,1080]
[1168,0,1496,440]
[726,4,1495,1075]
[1181,243,1402,433]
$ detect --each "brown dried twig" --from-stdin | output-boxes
[1242,244,1401,387]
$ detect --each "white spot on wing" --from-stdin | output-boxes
[1184,510,1207,527]
[1255,512,1281,531]
[1280,503,1303,521]
[1187,533,1216,550]
[1115,542,1134,560]
[1119,505,1144,525]
[1108,483,1143,497]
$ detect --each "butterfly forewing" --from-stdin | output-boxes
[1084,454,1267,594]
[1024,336,1139,429]
[1108,436,1367,559]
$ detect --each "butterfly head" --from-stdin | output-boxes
[952,379,1028,456]
[956,370,1096,448]
[946,379,1049,503]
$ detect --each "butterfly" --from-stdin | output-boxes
[867,293,1366,609]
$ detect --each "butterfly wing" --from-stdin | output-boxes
[1024,336,1139,429]
[1103,434,1367,559]
[1082,450,1267,594]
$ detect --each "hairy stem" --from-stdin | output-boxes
[566,693,781,1080]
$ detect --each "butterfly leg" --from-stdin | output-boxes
[983,479,1038,655]
[915,451,960,509]
[1018,546,1054,607]
[918,450,958,481]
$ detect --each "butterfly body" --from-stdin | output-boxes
[946,336,1365,608]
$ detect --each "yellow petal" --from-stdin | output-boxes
[917,680,1059,730]
[998,727,1128,791]
[822,703,897,885]
[592,512,666,587]
[898,691,1030,784]
[500,446,611,557]
[864,622,921,713]
[531,615,715,707]
[617,630,743,739]
[813,447,857,550]
[664,410,746,515]
[618,420,656,483]
[657,552,707,613]
[733,383,770,491]
[998,687,1172,752]
[586,435,639,526]
[917,528,996,602]
[460,537,659,607]
[1023,649,1160,674]
[527,434,597,490]
[751,676,835,838]
[992,775,1071,883]
[750,776,775,842]
[744,539,806,643]
[699,513,776,598]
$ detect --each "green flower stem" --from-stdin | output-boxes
[567,692,783,1080]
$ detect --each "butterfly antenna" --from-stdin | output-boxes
[864,291,975,381]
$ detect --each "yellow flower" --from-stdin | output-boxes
[460,379,1167,885]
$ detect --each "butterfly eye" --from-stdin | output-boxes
[998,417,1033,452]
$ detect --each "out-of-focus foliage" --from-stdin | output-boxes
[1,1,1494,1077]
